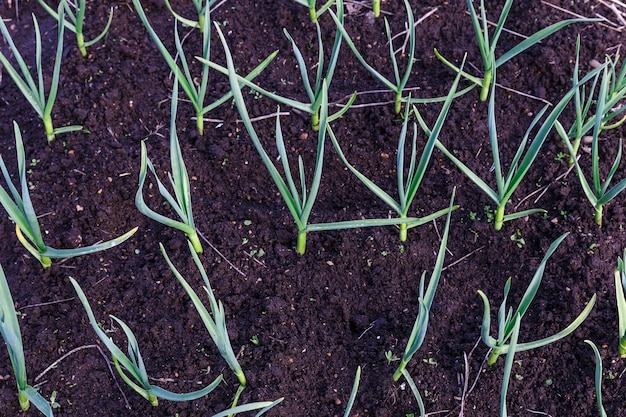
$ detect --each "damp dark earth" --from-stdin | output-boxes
[0,0,625,416]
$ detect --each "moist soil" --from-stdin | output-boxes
[0,1,625,416]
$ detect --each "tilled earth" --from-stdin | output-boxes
[0,0,625,416]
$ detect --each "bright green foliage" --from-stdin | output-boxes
[215,23,328,254]
[164,0,219,31]
[132,0,277,135]
[209,397,284,417]
[556,36,626,167]
[436,63,603,231]
[135,79,203,253]
[330,0,416,113]
[292,0,335,22]
[499,312,521,417]
[372,0,380,17]
[201,1,354,132]
[554,36,602,166]
[400,369,426,417]
[558,56,626,227]
[585,340,608,417]
[0,1,81,142]
[160,242,245,386]
[614,250,626,356]
[282,1,348,131]
[342,366,361,417]
[328,58,463,242]
[0,262,54,416]
[38,0,114,57]
[478,233,596,366]
[0,122,137,268]
[435,0,597,101]
[70,277,223,406]
[215,23,425,253]
[392,190,455,381]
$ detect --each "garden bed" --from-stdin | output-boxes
[0,0,625,416]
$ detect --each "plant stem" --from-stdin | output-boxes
[231,385,245,409]
[197,114,204,136]
[480,70,492,101]
[188,231,203,254]
[77,32,87,57]
[373,0,380,17]
[392,359,407,381]
[594,205,603,227]
[311,111,320,132]
[487,348,500,366]
[297,230,307,255]
[148,393,158,407]
[494,203,505,231]
[620,336,626,357]
[399,222,408,242]
[18,390,29,411]
[198,13,205,33]
[394,91,402,114]
[568,136,581,167]
[309,6,317,22]
[44,116,55,143]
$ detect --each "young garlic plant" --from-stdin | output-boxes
[555,36,626,167]
[330,0,416,114]
[38,0,114,58]
[135,78,203,253]
[329,55,464,242]
[436,63,604,231]
[392,189,455,381]
[164,0,220,32]
[585,340,608,417]
[132,0,277,135]
[435,0,597,101]
[0,122,137,268]
[0,262,54,416]
[201,0,354,132]
[615,249,626,356]
[70,277,223,406]
[160,242,246,388]
[292,0,335,22]
[0,1,82,142]
[478,233,596,366]
[558,56,626,227]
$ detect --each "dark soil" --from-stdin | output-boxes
[0,0,625,416]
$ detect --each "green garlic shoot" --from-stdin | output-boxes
[392,189,455,381]
[585,340,608,417]
[555,35,626,167]
[38,0,114,58]
[330,0,416,113]
[615,250,626,356]
[160,242,246,387]
[435,0,598,101]
[200,1,355,132]
[0,1,82,142]
[478,233,596,366]
[292,0,336,22]
[328,56,463,242]
[135,78,203,253]
[164,0,220,32]
[70,277,223,406]
[132,0,277,135]
[210,397,284,417]
[0,262,54,416]
[0,122,137,268]
[558,56,626,227]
